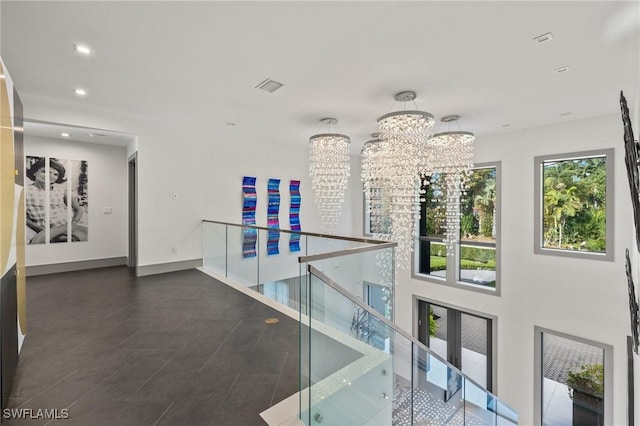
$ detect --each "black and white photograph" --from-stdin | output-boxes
[24,156,88,244]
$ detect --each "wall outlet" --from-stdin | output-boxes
[103,207,112,214]
[172,246,178,254]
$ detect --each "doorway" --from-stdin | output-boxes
[417,299,494,391]
[128,153,137,268]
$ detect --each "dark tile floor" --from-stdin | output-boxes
[4,267,301,426]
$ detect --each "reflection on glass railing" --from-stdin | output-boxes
[303,267,518,426]
[201,220,517,426]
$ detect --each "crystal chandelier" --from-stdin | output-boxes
[428,116,475,255]
[376,91,434,269]
[309,118,351,235]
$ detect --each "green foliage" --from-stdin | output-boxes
[566,364,604,400]
[429,309,438,336]
[542,157,607,252]
[428,255,496,272]
[460,246,495,263]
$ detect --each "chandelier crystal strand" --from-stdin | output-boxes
[427,130,475,254]
[309,131,351,235]
[361,139,393,317]
[377,106,434,269]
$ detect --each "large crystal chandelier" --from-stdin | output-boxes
[428,116,475,255]
[376,92,434,269]
[309,118,351,235]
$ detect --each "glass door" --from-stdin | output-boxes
[418,300,493,392]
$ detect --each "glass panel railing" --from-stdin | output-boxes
[304,265,518,426]
[301,272,393,425]
[201,220,517,425]
[302,245,394,320]
[202,220,227,276]
[225,224,258,286]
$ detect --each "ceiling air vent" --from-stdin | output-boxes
[256,78,284,93]
[533,32,553,44]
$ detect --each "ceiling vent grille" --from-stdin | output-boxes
[256,78,284,93]
[533,32,553,44]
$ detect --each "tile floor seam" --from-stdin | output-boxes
[14,368,79,409]
[269,351,291,407]
[64,350,145,412]
[125,353,181,402]
[196,325,239,374]
[152,400,175,426]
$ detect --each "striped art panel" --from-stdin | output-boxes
[267,178,280,255]
[242,176,257,258]
[289,180,301,252]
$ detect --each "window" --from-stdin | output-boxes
[363,186,391,236]
[534,149,614,260]
[415,163,500,293]
[534,327,613,426]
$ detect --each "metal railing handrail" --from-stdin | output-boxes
[307,264,518,418]
[203,219,391,245]
[298,242,396,263]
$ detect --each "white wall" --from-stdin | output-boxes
[18,94,352,271]
[390,114,632,425]
[24,135,127,266]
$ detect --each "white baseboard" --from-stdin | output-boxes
[26,256,128,276]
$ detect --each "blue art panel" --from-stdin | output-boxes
[242,176,257,258]
[267,178,280,255]
[289,180,301,252]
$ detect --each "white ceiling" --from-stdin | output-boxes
[1,1,639,153]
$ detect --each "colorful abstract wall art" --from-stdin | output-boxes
[241,176,257,258]
[289,180,301,252]
[267,178,280,255]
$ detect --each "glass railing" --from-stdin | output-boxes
[300,265,518,426]
[202,220,394,316]
[201,220,517,425]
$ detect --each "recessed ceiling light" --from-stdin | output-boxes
[554,66,570,74]
[88,133,106,138]
[74,88,87,96]
[502,124,511,128]
[560,112,572,116]
[0,74,5,80]
[533,32,554,44]
[226,122,237,126]
[61,132,70,137]
[74,44,92,55]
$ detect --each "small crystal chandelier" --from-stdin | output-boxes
[428,115,475,255]
[376,91,434,269]
[309,118,351,235]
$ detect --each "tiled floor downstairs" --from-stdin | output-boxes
[4,266,300,426]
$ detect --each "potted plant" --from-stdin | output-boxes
[566,363,604,426]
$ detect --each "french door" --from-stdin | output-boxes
[417,300,493,392]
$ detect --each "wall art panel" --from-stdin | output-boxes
[289,180,301,252]
[242,176,257,258]
[267,178,280,255]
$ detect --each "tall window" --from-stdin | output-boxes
[416,163,500,293]
[534,149,614,260]
[534,327,613,426]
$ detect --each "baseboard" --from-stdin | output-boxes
[26,256,128,276]
[136,258,202,277]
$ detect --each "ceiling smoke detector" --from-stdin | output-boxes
[255,78,284,93]
[554,66,570,74]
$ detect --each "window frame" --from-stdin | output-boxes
[533,149,614,261]
[533,326,614,426]
[412,161,502,296]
